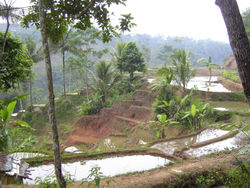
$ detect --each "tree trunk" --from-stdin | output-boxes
[0,5,10,60]
[38,1,66,187]
[18,82,23,110]
[216,0,250,106]
[62,49,66,96]
[29,80,33,112]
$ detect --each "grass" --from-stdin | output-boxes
[210,101,250,115]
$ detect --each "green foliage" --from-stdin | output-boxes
[55,97,75,119]
[91,61,120,103]
[226,161,250,187]
[212,110,233,122]
[0,95,31,152]
[22,111,47,126]
[22,0,135,43]
[242,8,250,41]
[81,166,116,188]
[153,89,212,131]
[35,172,73,188]
[8,127,37,152]
[111,41,128,75]
[170,49,195,92]
[223,69,241,83]
[118,42,145,81]
[150,66,174,91]
[181,103,210,130]
[150,114,178,138]
[0,32,32,90]
[81,93,104,115]
[210,92,246,102]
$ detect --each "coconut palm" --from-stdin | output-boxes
[170,49,195,94]
[0,0,22,59]
[110,41,127,77]
[91,61,120,103]
[150,66,174,91]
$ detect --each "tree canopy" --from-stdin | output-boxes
[22,0,135,44]
[0,32,32,91]
[118,42,145,81]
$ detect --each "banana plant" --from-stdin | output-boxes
[150,114,179,139]
[182,103,209,130]
[0,95,32,152]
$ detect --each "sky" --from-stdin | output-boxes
[5,0,250,43]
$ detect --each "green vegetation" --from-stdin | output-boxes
[242,8,250,40]
[118,42,146,82]
[0,32,32,90]
[170,49,195,93]
[223,69,241,83]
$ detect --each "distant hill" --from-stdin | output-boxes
[1,23,232,66]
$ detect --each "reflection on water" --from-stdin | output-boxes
[185,132,249,157]
[24,155,171,185]
[151,137,193,155]
[186,76,231,92]
[148,76,231,92]
[151,129,230,155]
[214,107,229,111]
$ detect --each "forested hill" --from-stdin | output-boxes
[110,34,233,66]
[1,23,232,65]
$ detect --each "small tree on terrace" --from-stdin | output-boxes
[170,49,194,94]
[92,61,120,103]
[118,42,145,82]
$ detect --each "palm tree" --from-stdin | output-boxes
[92,61,120,103]
[197,56,216,85]
[0,0,22,60]
[111,41,127,77]
[25,37,43,111]
[170,49,195,94]
[150,65,174,93]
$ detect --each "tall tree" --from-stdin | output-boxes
[216,0,250,106]
[118,42,145,82]
[170,49,194,94]
[38,1,66,187]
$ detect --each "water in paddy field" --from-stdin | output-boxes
[151,129,249,157]
[148,76,231,92]
[23,155,171,185]
[186,76,230,92]
[184,132,249,157]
